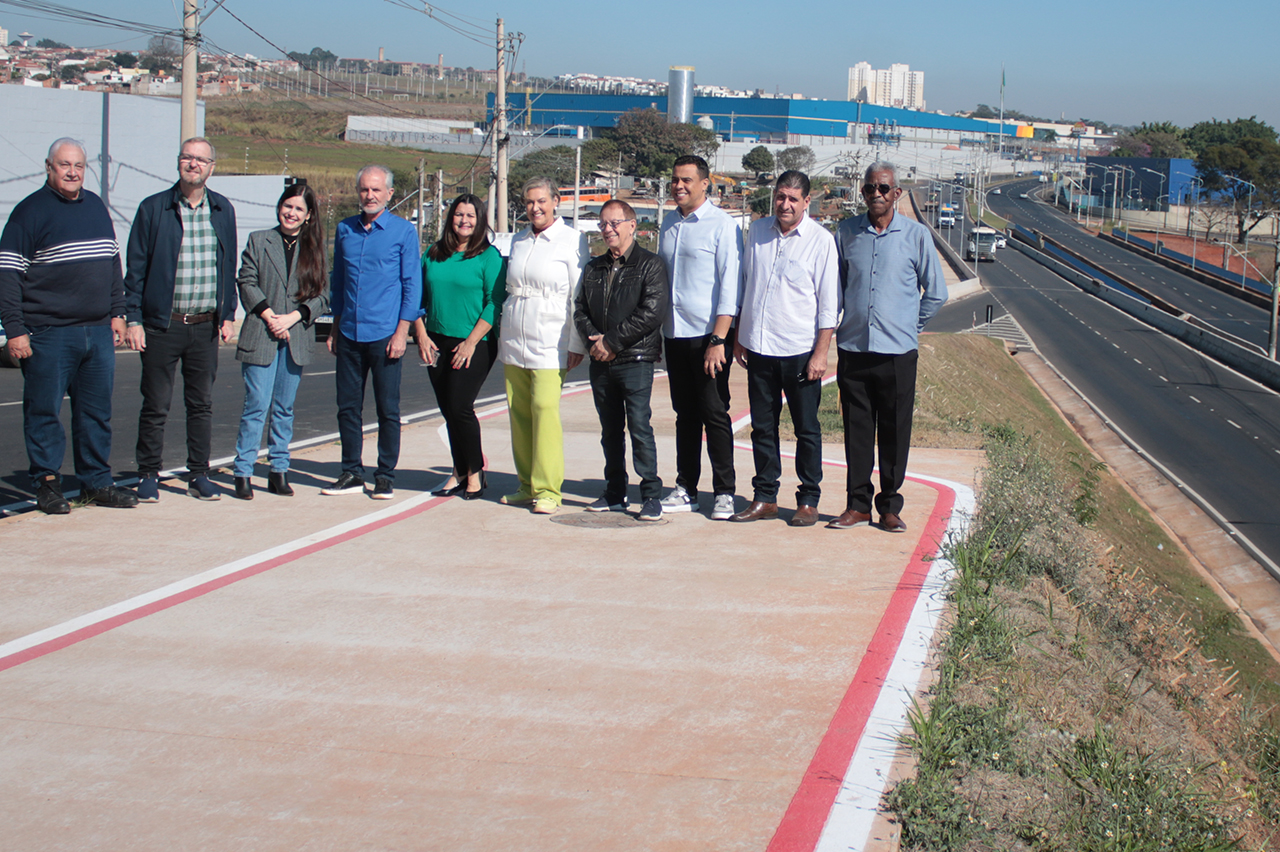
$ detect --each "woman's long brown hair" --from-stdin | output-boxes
[277,183,326,301]
[427,194,492,263]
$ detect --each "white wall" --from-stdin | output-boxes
[0,86,284,316]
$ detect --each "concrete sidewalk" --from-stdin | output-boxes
[0,360,978,852]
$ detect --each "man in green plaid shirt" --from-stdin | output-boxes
[124,137,238,502]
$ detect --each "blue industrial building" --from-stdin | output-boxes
[490,92,1018,144]
[1084,157,1199,209]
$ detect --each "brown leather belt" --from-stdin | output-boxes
[171,310,216,325]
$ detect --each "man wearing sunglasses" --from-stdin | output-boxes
[573,199,669,521]
[829,161,947,533]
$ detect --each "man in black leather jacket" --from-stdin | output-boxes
[572,199,669,521]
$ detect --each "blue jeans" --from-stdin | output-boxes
[334,330,402,482]
[234,342,304,476]
[21,324,116,489]
[745,349,823,506]
[589,359,661,502]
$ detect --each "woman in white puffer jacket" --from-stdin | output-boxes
[497,177,589,514]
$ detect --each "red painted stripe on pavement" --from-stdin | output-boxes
[766,477,957,851]
[0,496,451,673]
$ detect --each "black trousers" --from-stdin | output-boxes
[664,331,735,497]
[590,359,661,502]
[427,334,497,478]
[836,348,917,516]
[136,320,220,476]
[745,349,823,506]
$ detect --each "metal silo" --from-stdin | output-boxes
[667,66,695,124]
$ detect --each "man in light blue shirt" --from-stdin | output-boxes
[657,155,743,520]
[322,164,422,499]
[829,161,947,534]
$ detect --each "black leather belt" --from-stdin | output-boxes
[171,310,216,325]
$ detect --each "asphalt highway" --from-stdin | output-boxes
[931,223,1280,570]
[0,347,509,505]
[988,179,1273,350]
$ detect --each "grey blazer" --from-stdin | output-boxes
[235,228,330,367]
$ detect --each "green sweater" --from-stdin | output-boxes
[421,245,506,340]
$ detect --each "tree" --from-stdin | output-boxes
[35,38,70,49]
[59,65,80,82]
[288,46,338,70]
[742,145,774,179]
[111,52,138,68]
[776,145,816,174]
[748,187,773,216]
[603,108,719,179]
[1197,136,1280,242]
[1185,116,1277,157]
[140,36,179,75]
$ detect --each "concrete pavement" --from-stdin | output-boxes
[0,355,976,852]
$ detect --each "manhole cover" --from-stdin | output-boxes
[550,512,668,528]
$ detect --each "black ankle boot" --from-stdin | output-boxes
[234,476,254,500]
[267,471,294,496]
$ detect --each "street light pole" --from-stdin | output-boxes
[1140,166,1167,232]
[1223,174,1257,286]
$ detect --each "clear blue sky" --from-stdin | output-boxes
[7,0,1278,131]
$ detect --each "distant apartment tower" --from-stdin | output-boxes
[847,62,924,110]
[0,25,9,47]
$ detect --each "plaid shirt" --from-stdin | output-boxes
[172,194,218,314]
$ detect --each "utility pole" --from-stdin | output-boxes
[180,0,198,144]
[572,134,582,230]
[495,17,510,233]
[436,169,445,241]
[416,157,426,244]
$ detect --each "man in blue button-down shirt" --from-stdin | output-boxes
[830,161,947,534]
[321,165,422,499]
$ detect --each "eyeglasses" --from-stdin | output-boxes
[862,183,896,197]
[599,218,635,231]
[179,154,215,166]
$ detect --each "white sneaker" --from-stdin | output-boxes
[660,485,698,513]
[710,493,736,520]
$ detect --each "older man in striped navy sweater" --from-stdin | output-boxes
[0,137,138,514]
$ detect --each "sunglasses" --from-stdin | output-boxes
[861,183,896,196]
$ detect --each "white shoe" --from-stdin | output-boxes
[660,485,698,513]
[710,493,736,520]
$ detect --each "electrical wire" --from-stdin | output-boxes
[0,0,177,39]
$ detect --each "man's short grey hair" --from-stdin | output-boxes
[181,136,217,161]
[47,137,86,163]
[521,176,559,199]
[864,161,899,187]
[356,164,395,190]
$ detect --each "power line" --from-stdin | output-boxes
[0,0,177,39]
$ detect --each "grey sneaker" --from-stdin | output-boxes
[637,498,663,522]
[586,495,628,512]
[710,493,736,520]
[660,485,698,513]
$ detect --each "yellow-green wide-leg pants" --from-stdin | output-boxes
[504,364,568,504]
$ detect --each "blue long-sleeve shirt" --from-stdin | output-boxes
[329,211,422,342]
[835,212,947,355]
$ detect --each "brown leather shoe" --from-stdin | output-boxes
[880,512,908,533]
[729,500,778,522]
[826,509,872,530]
[789,505,820,527]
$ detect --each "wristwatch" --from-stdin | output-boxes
[708,335,727,347]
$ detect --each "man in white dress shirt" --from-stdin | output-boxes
[729,170,838,526]
[657,155,743,520]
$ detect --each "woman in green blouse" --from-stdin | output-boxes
[413,194,505,499]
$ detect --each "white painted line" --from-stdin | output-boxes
[1190,396,1201,403]
[1228,420,1241,429]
